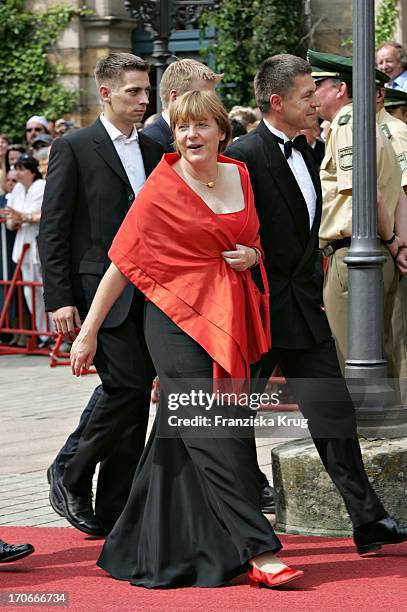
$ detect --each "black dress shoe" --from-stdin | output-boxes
[47,463,65,517]
[56,479,107,537]
[354,515,407,554]
[261,484,275,514]
[0,540,35,563]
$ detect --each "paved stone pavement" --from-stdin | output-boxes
[0,355,282,528]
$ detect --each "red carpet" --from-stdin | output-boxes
[0,527,406,611]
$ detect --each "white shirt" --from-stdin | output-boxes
[263,118,316,229]
[100,114,146,198]
[7,179,46,265]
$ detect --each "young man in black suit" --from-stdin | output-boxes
[38,53,164,536]
[226,54,407,554]
[143,58,222,152]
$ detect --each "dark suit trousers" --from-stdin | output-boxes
[63,298,155,526]
[254,337,387,528]
[54,385,103,478]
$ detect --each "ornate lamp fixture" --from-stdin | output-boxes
[124,0,218,110]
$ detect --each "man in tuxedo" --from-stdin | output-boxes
[143,58,222,151]
[226,54,407,553]
[38,53,163,536]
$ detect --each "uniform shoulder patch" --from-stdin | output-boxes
[338,146,353,171]
[397,151,407,173]
[380,123,392,139]
[338,113,351,126]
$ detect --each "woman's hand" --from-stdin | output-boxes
[387,234,405,259]
[70,328,97,376]
[2,207,23,230]
[221,244,257,271]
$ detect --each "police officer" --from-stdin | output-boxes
[309,50,405,373]
[384,87,407,123]
[377,84,407,187]
[377,85,407,403]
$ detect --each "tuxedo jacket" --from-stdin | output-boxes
[142,115,174,152]
[226,120,331,349]
[38,118,164,327]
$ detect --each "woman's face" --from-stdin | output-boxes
[16,165,35,189]
[8,150,22,167]
[0,138,8,158]
[174,114,225,165]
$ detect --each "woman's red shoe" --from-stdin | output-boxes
[248,564,304,588]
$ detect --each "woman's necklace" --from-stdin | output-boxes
[182,162,219,188]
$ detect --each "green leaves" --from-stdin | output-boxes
[200,0,303,108]
[376,0,398,46]
[0,1,80,140]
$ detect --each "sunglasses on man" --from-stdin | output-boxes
[25,127,46,133]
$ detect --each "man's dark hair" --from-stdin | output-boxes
[230,118,247,139]
[331,78,353,99]
[94,53,150,88]
[15,153,42,181]
[254,54,312,114]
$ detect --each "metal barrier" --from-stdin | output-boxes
[0,228,69,364]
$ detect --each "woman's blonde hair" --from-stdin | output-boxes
[170,90,231,153]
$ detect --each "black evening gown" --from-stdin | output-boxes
[97,302,281,589]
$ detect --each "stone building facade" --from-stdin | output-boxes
[29,0,407,125]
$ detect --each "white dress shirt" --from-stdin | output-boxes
[100,114,146,197]
[263,118,316,229]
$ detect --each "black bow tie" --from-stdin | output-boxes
[272,133,308,159]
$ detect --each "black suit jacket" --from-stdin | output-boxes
[142,115,174,152]
[226,120,331,349]
[38,118,164,327]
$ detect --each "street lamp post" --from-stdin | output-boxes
[345,0,406,436]
[124,0,218,111]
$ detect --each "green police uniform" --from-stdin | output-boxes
[309,50,400,374]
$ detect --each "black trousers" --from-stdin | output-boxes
[63,298,155,526]
[55,385,102,478]
[254,338,387,528]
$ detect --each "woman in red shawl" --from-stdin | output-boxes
[70,91,303,589]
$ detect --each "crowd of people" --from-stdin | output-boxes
[0,115,77,349]
[1,41,407,590]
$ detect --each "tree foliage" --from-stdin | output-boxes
[200,0,304,108]
[341,0,399,50]
[0,0,86,141]
[375,0,399,46]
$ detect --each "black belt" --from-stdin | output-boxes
[320,237,351,257]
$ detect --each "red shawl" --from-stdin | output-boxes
[109,153,271,382]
